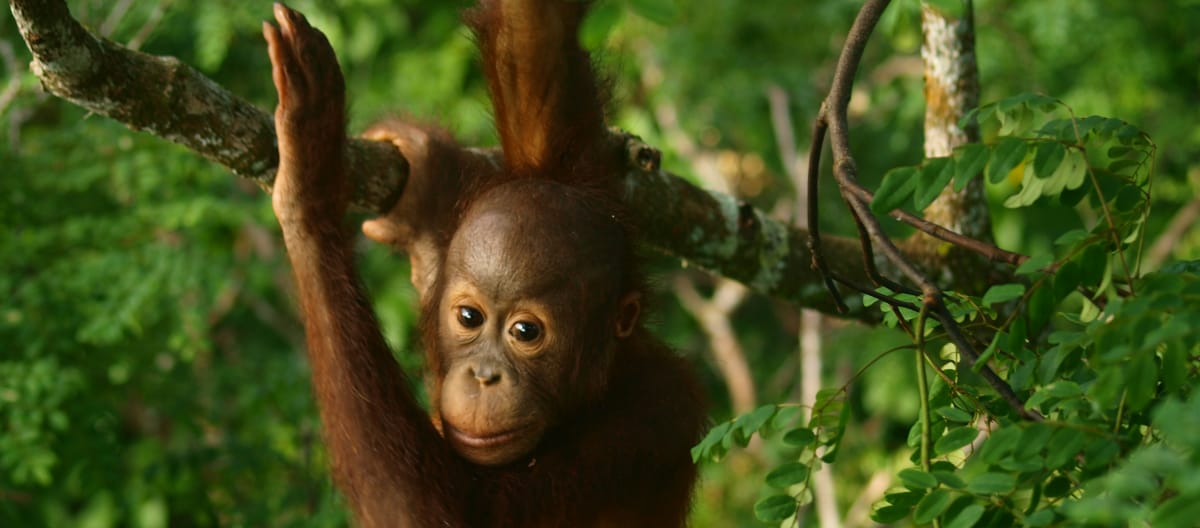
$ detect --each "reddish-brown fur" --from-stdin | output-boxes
[264,1,706,526]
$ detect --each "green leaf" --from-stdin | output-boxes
[1016,423,1052,460]
[899,468,939,489]
[1151,494,1200,526]
[1003,166,1046,208]
[945,504,985,528]
[998,105,1035,136]
[982,283,1026,306]
[1025,508,1056,527]
[770,406,803,430]
[1110,158,1141,175]
[1032,141,1067,179]
[1015,253,1054,275]
[1124,352,1158,412]
[1045,427,1087,469]
[987,137,1029,184]
[1116,123,1143,145]
[1088,366,1124,408]
[1054,260,1082,300]
[913,157,956,211]
[975,335,1000,369]
[1113,184,1144,213]
[934,427,979,455]
[691,421,731,463]
[783,428,817,447]
[754,494,798,522]
[1044,476,1072,498]
[932,471,967,489]
[1006,315,1028,353]
[914,489,953,524]
[872,167,919,214]
[1055,229,1090,246]
[953,143,989,191]
[979,426,1022,465]
[935,406,974,423]
[735,404,778,440]
[1028,283,1057,334]
[1107,145,1133,159]
[765,462,810,488]
[1161,340,1189,394]
[871,504,913,524]
[1076,244,1108,288]
[1054,148,1088,191]
[966,472,1016,494]
[1045,381,1084,399]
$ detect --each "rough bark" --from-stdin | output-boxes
[906,1,996,293]
[9,0,407,212]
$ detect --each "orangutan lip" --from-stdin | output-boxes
[446,423,525,449]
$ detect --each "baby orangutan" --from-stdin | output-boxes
[264,1,706,526]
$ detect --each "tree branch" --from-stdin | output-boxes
[12,0,889,319]
[674,276,756,416]
[10,0,407,212]
[807,0,1040,420]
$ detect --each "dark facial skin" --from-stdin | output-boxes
[434,180,629,466]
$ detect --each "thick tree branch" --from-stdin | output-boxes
[10,0,407,212]
[11,0,882,319]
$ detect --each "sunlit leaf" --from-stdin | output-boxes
[934,427,979,455]
[982,283,1026,306]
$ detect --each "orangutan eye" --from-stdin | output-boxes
[457,306,484,328]
[509,321,541,342]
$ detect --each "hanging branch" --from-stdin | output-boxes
[807,0,1041,421]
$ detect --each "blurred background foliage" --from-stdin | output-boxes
[1,0,1197,526]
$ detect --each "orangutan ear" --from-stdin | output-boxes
[362,217,409,247]
[614,292,641,338]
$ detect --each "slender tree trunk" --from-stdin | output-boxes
[908,0,995,293]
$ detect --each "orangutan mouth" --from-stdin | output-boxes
[445,423,528,449]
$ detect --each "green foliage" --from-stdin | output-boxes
[4,0,1199,526]
[873,93,1156,216]
[692,392,847,523]
[705,87,1200,526]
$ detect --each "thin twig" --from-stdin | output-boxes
[675,275,756,416]
[806,113,846,311]
[1145,195,1200,271]
[127,0,168,51]
[916,304,932,473]
[0,42,21,117]
[98,0,135,37]
[842,185,1027,266]
[768,84,842,528]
